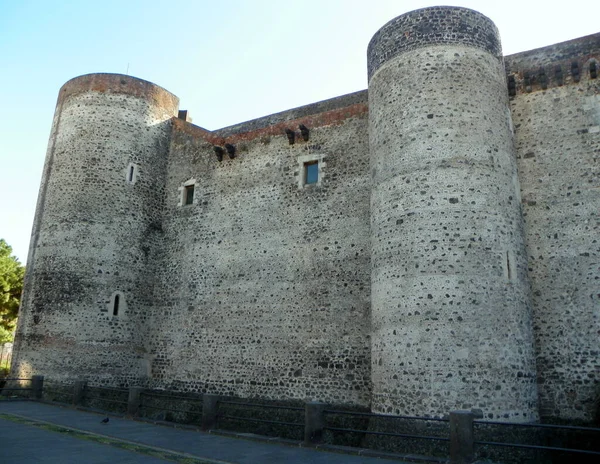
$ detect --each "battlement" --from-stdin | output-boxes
[177,22,599,146]
[505,32,600,95]
[214,90,368,137]
[173,90,368,148]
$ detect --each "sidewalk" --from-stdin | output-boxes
[0,401,419,463]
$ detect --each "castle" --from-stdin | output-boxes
[11,6,599,423]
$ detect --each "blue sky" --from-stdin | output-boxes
[1,0,598,263]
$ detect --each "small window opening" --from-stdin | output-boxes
[504,250,516,283]
[113,294,120,316]
[304,161,319,185]
[107,291,127,318]
[590,61,598,79]
[184,185,195,205]
[126,163,139,185]
[571,62,580,83]
[297,154,324,189]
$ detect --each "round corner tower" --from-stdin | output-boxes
[368,7,538,421]
[12,74,179,386]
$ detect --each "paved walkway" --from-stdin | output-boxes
[0,401,417,463]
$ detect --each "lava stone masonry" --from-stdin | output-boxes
[13,74,179,385]
[12,7,600,423]
[368,7,537,420]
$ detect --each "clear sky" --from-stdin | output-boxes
[1,0,598,263]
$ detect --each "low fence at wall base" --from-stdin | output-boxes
[0,376,43,400]
[3,376,600,463]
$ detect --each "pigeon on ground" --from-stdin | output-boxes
[101,417,109,424]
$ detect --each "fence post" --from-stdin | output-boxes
[73,380,87,406]
[31,375,44,400]
[127,387,143,417]
[304,402,326,445]
[450,410,475,464]
[202,394,220,430]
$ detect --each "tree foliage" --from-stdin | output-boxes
[0,326,14,344]
[0,239,25,338]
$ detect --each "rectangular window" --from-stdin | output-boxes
[297,154,324,189]
[184,185,195,205]
[304,161,319,185]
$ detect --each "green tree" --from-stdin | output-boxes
[0,326,13,345]
[0,239,25,341]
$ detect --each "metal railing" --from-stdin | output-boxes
[139,390,203,415]
[0,376,42,399]
[323,408,449,442]
[40,381,75,404]
[3,378,599,463]
[217,399,304,429]
[80,384,130,411]
[0,378,33,393]
[473,418,600,457]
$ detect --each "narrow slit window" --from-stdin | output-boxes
[126,163,139,185]
[113,294,120,316]
[304,161,319,185]
[504,250,516,283]
[184,185,195,205]
[107,292,127,318]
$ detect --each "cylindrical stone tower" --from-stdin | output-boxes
[12,74,179,386]
[368,7,538,421]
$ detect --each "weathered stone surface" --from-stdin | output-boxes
[146,100,372,405]
[12,74,179,386]
[368,9,537,421]
[11,7,600,423]
[508,44,600,421]
[368,6,502,80]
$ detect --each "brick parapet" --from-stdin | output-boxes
[171,118,225,146]
[172,98,368,146]
[57,73,179,116]
[214,90,367,137]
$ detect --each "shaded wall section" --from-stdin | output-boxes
[507,34,600,421]
[12,74,179,385]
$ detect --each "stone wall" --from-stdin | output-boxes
[368,7,537,421]
[10,8,600,423]
[507,36,600,421]
[367,6,502,80]
[144,97,373,406]
[11,74,179,385]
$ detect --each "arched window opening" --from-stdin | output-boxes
[106,291,127,318]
